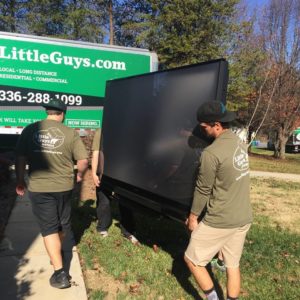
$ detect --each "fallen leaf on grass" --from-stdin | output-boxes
[92,262,101,271]
[153,244,159,252]
[129,283,140,294]
[281,251,290,258]
[114,240,122,247]
[119,271,127,281]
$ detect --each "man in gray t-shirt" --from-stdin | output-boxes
[184,101,252,300]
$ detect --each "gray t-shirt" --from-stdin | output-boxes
[191,130,252,228]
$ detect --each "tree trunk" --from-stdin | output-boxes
[109,0,114,45]
[273,126,288,159]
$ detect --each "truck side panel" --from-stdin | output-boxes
[0,32,158,133]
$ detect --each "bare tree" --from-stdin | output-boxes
[258,0,300,159]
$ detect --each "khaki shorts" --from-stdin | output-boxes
[185,222,251,268]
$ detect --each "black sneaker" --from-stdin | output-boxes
[49,270,71,289]
[211,258,226,272]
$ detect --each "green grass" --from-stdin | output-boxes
[90,290,108,300]
[249,148,300,174]
[74,178,300,299]
[242,215,300,299]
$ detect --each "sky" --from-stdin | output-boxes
[246,0,265,6]
[239,0,270,20]
[243,0,269,11]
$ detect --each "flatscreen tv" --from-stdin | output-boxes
[101,59,228,221]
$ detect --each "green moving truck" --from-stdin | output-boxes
[0,32,158,135]
[267,127,300,153]
[286,127,300,153]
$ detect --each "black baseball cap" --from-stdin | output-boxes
[197,101,236,123]
[42,98,67,112]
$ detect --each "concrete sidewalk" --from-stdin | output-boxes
[250,170,300,182]
[0,193,88,300]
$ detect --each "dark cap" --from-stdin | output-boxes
[42,98,67,112]
[197,101,236,123]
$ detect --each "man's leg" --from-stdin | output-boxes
[45,232,70,289]
[44,233,63,270]
[221,224,251,300]
[49,191,73,288]
[29,191,71,288]
[184,222,238,299]
[96,189,112,233]
[226,267,240,298]
[118,201,140,244]
[119,203,135,234]
[184,255,214,291]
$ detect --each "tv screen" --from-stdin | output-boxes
[101,59,228,219]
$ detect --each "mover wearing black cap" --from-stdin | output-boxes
[42,98,67,112]
[184,100,252,300]
[15,95,88,289]
[197,101,236,123]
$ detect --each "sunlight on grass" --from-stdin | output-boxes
[74,178,300,299]
[249,148,300,174]
[90,290,107,300]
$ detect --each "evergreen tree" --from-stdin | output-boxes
[63,0,107,43]
[0,0,25,32]
[114,0,239,68]
[23,0,67,36]
[153,0,240,68]
[21,0,108,42]
[114,0,153,48]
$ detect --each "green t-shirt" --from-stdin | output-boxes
[16,119,88,192]
[191,130,253,228]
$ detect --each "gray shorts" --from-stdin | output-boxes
[185,222,251,268]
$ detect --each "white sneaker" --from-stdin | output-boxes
[120,225,139,245]
[99,231,108,237]
[127,234,139,245]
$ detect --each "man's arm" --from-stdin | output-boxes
[186,151,218,231]
[92,149,105,186]
[15,156,27,196]
[76,158,88,183]
[91,150,100,187]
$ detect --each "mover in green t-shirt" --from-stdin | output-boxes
[184,101,252,300]
[91,129,139,244]
[15,99,88,289]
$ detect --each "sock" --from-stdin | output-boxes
[227,297,238,300]
[54,268,64,275]
[204,287,219,300]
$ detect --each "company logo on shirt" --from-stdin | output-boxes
[233,144,249,171]
[33,127,65,149]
